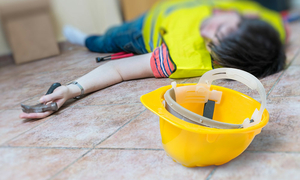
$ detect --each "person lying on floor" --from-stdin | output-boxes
[20,0,288,119]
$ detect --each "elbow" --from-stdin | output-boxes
[106,61,125,81]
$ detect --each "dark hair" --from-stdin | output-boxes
[209,18,286,78]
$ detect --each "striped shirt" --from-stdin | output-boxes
[150,43,175,78]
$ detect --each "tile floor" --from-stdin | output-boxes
[1,21,300,179]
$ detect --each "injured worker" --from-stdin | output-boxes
[20,0,288,119]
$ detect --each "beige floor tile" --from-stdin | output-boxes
[0,69,87,109]
[60,53,112,72]
[58,41,86,52]
[53,149,214,180]
[210,152,300,180]
[288,22,300,46]
[18,52,91,75]
[247,96,300,152]
[0,72,36,93]
[269,66,300,97]
[0,43,88,77]
[291,51,300,65]
[7,104,146,148]
[0,110,54,145]
[37,49,102,74]
[18,69,89,89]
[0,88,36,110]
[0,148,87,180]
[98,110,162,149]
[285,44,300,64]
[0,73,12,84]
[0,54,55,79]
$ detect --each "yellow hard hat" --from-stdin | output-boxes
[141,68,269,167]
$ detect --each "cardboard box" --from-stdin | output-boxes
[0,0,59,64]
[121,0,160,21]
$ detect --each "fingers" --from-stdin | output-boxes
[39,90,63,104]
[19,98,66,119]
[19,111,53,119]
[56,98,65,108]
[20,86,68,120]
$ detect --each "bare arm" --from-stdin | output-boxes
[20,53,154,119]
[67,53,154,98]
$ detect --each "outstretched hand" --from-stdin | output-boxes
[19,53,154,119]
[19,86,70,119]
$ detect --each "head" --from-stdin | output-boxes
[200,11,286,78]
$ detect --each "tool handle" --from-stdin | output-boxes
[110,53,134,60]
[45,83,61,95]
[95,57,103,62]
[95,52,129,63]
[111,52,127,56]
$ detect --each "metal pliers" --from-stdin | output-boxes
[21,83,61,113]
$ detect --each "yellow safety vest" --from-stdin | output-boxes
[142,0,285,79]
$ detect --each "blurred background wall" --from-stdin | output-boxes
[0,0,122,56]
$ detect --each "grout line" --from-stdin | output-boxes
[11,91,49,110]
[19,93,43,104]
[206,166,217,180]
[269,95,300,98]
[267,48,300,98]
[48,148,93,180]
[2,94,142,113]
[0,115,57,146]
[182,78,190,83]
[75,102,142,108]
[0,146,90,150]
[1,94,43,111]
[2,108,23,110]
[59,105,76,109]
[0,146,164,151]
[48,109,147,179]
[245,150,300,154]
[93,109,147,148]
[288,46,300,66]
[267,71,286,98]
[94,147,164,151]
